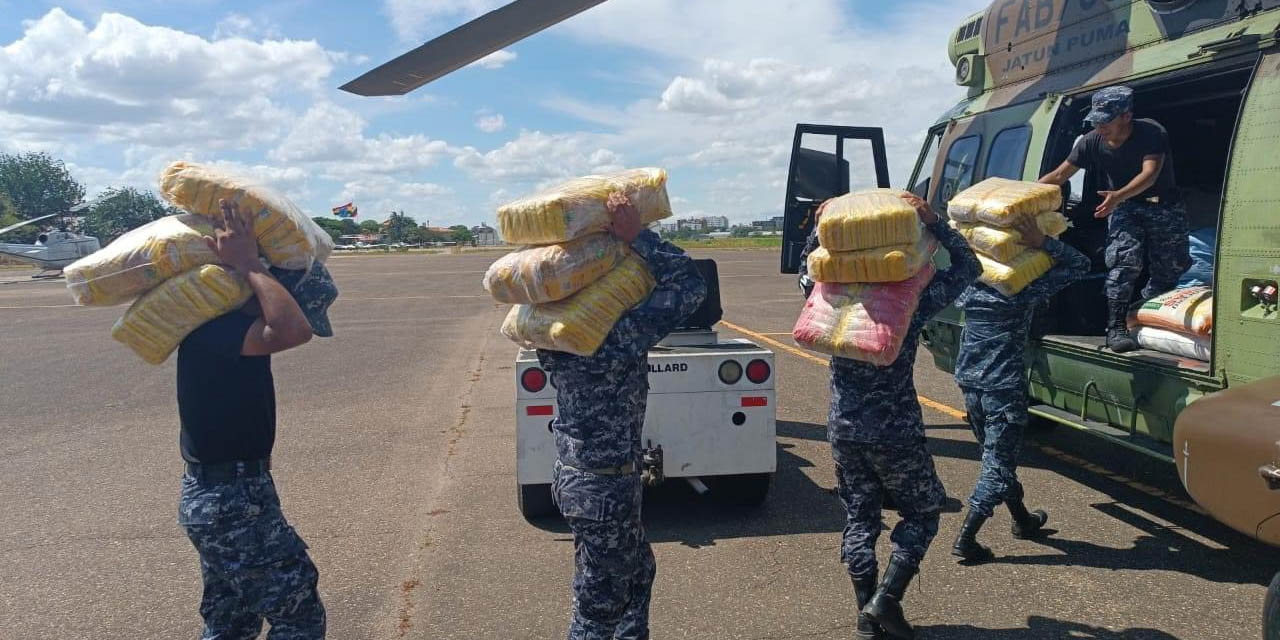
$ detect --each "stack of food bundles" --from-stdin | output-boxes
[1127,286,1213,361]
[487,168,672,356]
[64,161,334,364]
[947,177,1069,296]
[792,189,937,365]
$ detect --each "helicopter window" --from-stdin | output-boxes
[984,125,1032,181]
[938,134,981,206]
[910,127,943,200]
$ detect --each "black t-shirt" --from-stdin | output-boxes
[1068,118,1179,203]
[176,311,275,464]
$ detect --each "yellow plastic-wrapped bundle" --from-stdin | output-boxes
[65,214,218,306]
[497,168,673,245]
[817,189,921,251]
[949,211,1071,263]
[111,264,253,365]
[976,249,1055,296]
[160,161,334,270]
[483,233,627,305]
[806,233,937,284]
[948,177,1063,226]
[500,254,656,356]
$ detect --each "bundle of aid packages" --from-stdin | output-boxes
[948,177,1067,296]
[1127,286,1214,361]
[65,161,333,364]
[794,189,938,364]
[489,168,670,355]
[793,263,936,365]
[497,168,673,245]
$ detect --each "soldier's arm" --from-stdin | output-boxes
[609,230,707,358]
[797,224,820,298]
[916,219,982,320]
[1015,236,1092,304]
[1038,159,1080,186]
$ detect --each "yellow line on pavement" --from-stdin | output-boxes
[720,319,966,421]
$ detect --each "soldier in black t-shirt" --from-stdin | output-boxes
[176,199,337,639]
[1040,86,1191,353]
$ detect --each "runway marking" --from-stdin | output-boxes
[722,317,1203,514]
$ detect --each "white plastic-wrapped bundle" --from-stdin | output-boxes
[111,264,253,365]
[948,177,1063,226]
[483,233,628,305]
[1134,326,1210,361]
[806,232,938,284]
[497,168,673,245]
[159,161,334,270]
[65,214,218,306]
[976,250,1055,297]
[792,263,936,365]
[1130,286,1213,336]
[949,211,1070,263]
[500,253,656,356]
[816,188,921,252]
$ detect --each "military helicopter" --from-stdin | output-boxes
[0,201,103,278]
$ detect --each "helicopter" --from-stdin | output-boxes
[0,201,103,278]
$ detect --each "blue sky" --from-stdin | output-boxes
[0,0,988,229]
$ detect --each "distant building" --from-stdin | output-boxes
[657,222,679,234]
[703,216,730,231]
[751,216,786,231]
[471,223,501,246]
[677,218,707,232]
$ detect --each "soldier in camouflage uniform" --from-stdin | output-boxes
[1040,85,1190,353]
[537,192,707,640]
[177,200,335,639]
[798,194,981,640]
[949,216,1091,563]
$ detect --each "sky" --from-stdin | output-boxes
[0,0,989,228]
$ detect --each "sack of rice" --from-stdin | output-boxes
[1130,286,1213,336]
[483,233,628,305]
[949,211,1071,263]
[806,232,937,284]
[111,264,253,365]
[159,161,334,271]
[497,168,673,245]
[976,249,1054,297]
[65,214,218,306]
[817,188,921,252]
[500,253,656,356]
[1134,326,1210,362]
[792,263,936,365]
[948,177,1063,226]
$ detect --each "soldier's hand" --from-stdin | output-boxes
[204,199,262,274]
[902,194,939,225]
[607,191,644,243]
[1095,190,1120,218]
[1012,214,1045,248]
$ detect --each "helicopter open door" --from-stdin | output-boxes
[780,125,890,274]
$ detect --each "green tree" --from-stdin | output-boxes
[311,217,344,242]
[81,187,182,244]
[0,152,85,222]
[730,226,752,238]
[0,190,40,243]
[341,218,359,235]
[384,211,419,243]
[359,219,382,234]
[449,224,474,244]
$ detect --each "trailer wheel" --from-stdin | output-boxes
[706,473,772,507]
[1265,571,1280,640]
[517,483,556,521]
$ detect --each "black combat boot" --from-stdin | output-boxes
[862,558,917,639]
[851,574,885,639]
[951,510,995,563]
[1106,301,1139,353]
[1008,500,1049,539]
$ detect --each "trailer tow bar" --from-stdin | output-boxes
[641,442,664,487]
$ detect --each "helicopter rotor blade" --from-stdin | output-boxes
[339,0,608,97]
[0,213,58,238]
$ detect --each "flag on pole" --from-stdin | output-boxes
[332,202,358,218]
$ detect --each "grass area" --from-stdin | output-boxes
[671,237,782,250]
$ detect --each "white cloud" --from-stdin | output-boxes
[270,102,453,177]
[454,130,623,184]
[212,13,282,41]
[469,49,517,70]
[382,0,505,42]
[475,113,506,133]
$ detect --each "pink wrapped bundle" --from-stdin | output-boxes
[792,263,936,365]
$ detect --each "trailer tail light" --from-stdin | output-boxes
[521,367,547,393]
[718,360,743,385]
[746,359,771,384]
[741,396,768,407]
[527,405,554,416]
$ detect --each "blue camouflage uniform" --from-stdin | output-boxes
[1105,200,1191,304]
[954,238,1091,517]
[799,220,982,579]
[537,230,707,640]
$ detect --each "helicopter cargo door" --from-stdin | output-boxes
[780,125,890,274]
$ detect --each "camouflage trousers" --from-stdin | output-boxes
[1106,201,1191,304]
[831,440,945,579]
[553,461,656,640]
[179,472,325,640]
[961,386,1029,518]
